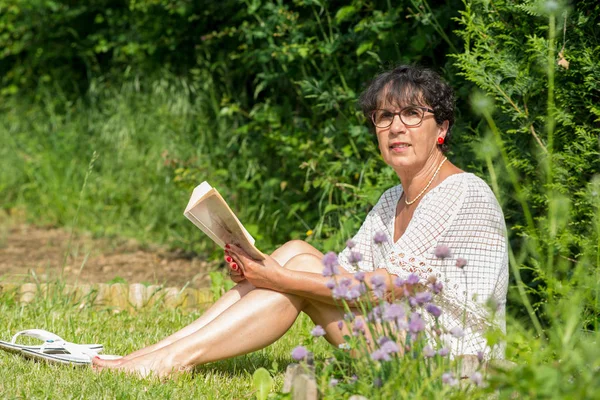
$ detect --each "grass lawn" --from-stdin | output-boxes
[0,285,330,399]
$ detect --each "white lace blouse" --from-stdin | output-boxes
[337,173,508,359]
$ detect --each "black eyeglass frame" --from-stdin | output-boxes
[370,106,435,128]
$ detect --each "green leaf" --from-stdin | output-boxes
[254,81,268,99]
[324,203,339,214]
[356,41,373,56]
[335,5,356,23]
[252,368,273,400]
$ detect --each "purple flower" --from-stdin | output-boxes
[370,275,385,287]
[396,319,409,330]
[348,251,362,264]
[423,345,435,358]
[346,239,356,249]
[353,271,365,282]
[325,279,335,289]
[414,291,433,305]
[471,372,483,386]
[434,245,451,259]
[425,304,442,318]
[340,277,353,287]
[438,347,449,356]
[368,305,383,324]
[291,346,308,361]
[311,325,326,337]
[442,372,458,386]
[450,326,465,338]
[409,297,418,308]
[370,348,390,362]
[345,287,361,301]
[329,378,339,387]
[352,319,365,336]
[477,351,485,363]
[370,275,387,299]
[374,377,383,388]
[408,312,425,334]
[431,281,443,294]
[383,303,406,322]
[371,275,386,298]
[373,231,389,245]
[332,285,348,299]
[380,340,399,355]
[337,320,344,330]
[322,252,339,276]
[394,277,406,287]
[358,282,367,294]
[377,336,391,346]
[456,257,467,269]
[406,274,420,285]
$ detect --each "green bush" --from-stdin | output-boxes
[0,0,464,252]
[453,0,600,324]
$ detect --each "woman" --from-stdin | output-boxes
[94,65,508,378]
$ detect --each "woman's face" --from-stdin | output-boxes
[374,98,448,175]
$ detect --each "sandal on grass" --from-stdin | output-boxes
[21,347,122,366]
[0,329,103,354]
[1,329,121,365]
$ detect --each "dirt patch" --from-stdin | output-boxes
[0,223,219,289]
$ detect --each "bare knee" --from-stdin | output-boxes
[283,253,324,274]
[271,240,323,266]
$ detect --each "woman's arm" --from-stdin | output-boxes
[227,244,401,306]
[276,267,399,306]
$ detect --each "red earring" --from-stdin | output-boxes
[437,137,445,145]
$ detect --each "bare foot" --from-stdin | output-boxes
[92,356,125,368]
[92,350,190,379]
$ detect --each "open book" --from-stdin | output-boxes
[183,182,264,260]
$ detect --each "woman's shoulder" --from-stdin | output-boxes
[453,173,505,222]
[417,172,499,212]
[460,173,501,203]
[432,172,497,200]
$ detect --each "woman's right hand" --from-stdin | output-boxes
[224,252,246,283]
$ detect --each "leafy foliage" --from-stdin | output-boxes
[453,0,600,324]
[0,0,464,253]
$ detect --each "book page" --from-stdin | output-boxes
[184,181,213,213]
[186,191,264,260]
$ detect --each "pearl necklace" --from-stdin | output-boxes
[404,157,448,205]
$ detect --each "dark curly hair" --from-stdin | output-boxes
[358,65,455,152]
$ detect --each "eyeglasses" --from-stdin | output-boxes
[371,106,435,128]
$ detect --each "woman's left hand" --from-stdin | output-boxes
[225,244,282,290]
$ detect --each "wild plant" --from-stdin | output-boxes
[451,1,600,397]
[287,235,493,398]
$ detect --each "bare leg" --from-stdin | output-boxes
[113,240,323,361]
[94,253,372,378]
[117,280,255,361]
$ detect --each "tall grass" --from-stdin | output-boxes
[459,5,600,397]
[0,76,222,254]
